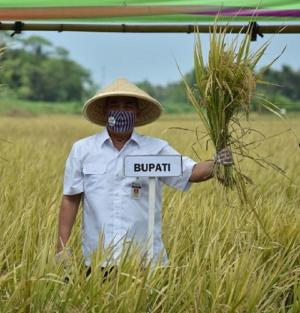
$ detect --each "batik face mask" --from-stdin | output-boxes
[107,111,135,133]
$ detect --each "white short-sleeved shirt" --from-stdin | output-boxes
[63,128,196,267]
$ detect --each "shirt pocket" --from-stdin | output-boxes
[83,164,107,175]
[82,163,107,192]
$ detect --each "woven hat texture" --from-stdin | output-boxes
[82,78,162,126]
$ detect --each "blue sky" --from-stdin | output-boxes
[23,27,300,88]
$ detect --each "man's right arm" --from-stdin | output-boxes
[56,194,82,253]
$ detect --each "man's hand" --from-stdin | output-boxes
[189,147,234,183]
[55,247,73,284]
[55,247,72,265]
[215,147,234,166]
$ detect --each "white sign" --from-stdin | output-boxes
[124,155,182,177]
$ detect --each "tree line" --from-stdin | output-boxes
[137,67,300,113]
[0,34,95,103]
[0,33,300,113]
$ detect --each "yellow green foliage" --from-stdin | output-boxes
[0,115,299,312]
[183,25,285,188]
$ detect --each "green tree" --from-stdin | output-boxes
[0,34,94,102]
[262,65,300,101]
[22,35,52,58]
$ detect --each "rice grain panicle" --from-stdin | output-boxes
[183,21,285,191]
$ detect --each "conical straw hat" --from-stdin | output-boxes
[82,78,162,126]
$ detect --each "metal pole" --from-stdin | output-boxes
[147,177,156,262]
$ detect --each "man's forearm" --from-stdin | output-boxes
[189,160,214,183]
[56,194,82,252]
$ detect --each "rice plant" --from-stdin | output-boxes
[183,23,286,190]
[0,115,299,312]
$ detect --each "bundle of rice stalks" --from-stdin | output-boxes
[183,23,284,189]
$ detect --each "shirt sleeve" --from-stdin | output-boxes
[159,144,197,192]
[63,143,84,195]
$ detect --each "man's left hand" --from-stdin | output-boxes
[215,147,234,166]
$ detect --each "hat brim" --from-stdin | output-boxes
[82,91,162,127]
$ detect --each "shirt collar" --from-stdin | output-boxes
[97,127,141,148]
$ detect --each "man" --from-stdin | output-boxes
[56,78,233,273]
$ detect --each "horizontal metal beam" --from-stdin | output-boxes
[0,22,300,34]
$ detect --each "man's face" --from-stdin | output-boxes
[104,96,139,135]
[105,96,139,115]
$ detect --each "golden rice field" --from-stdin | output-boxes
[0,114,299,313]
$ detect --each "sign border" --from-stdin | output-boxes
[123,154,183,177]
